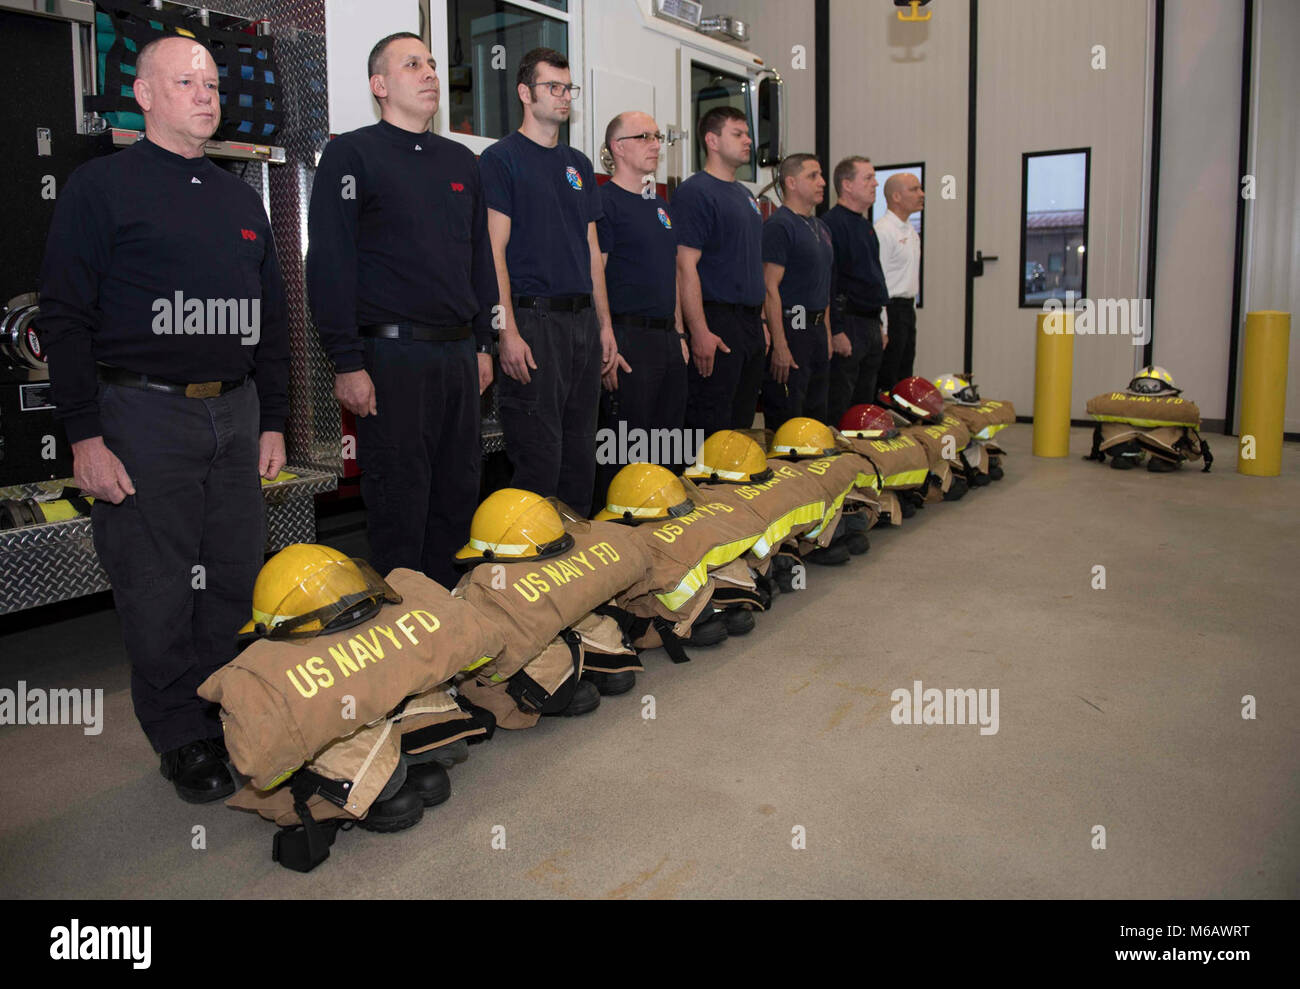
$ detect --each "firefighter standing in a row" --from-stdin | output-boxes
[37,36,290,804]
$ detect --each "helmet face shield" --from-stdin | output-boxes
[1126,365,1180,396]
[260,558,401,640]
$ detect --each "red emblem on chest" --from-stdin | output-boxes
[240,229,258,241]
[451,182,465,192]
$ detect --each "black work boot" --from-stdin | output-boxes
[943,475,969,501]
[402,761,452,808]
[721,608,755,636]
[542,678,601,717]
[687,608,729,646]
[1147,456,1179,473]
[356,789,424,833]
[805,541,851,566]
[160,738,236,804]
[582,669,637,696]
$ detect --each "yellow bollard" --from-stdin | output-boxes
[1237,310,1291,476]
[1033,309,1074,457]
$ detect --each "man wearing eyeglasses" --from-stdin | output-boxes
[593,111,688,503]
[307,33,497,590]
[672,107,767,436]
[479,47,623,518]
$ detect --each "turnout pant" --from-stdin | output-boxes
[686,303,766,436]
[879,298,917,392]
[497,307,602,517]
[357,335,480,590]
[595,322,689,507]
[828,310,884,425]
[761,314,830,433]
[92,379,264,754]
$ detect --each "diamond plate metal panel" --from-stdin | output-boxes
[0,466,334,614]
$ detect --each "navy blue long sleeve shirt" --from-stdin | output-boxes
[824,203,889,313]
[306,120,498,372]
[36,137,290,443]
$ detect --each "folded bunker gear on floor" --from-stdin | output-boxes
[453,490,651,725]
[200,560,502,792]
[1084,390,1212,472]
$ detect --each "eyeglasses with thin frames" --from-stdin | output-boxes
[615,132,666,145]
[530,81,581,98]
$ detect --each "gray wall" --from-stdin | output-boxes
[1154,0,1245,424]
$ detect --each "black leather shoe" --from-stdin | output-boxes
[542,679,601,717]
[1110,455,1137,470]
[160,739,236,805]
[943,476,969,501]
[356,788,424,833]
[583,669,637,696]
[1147,455,1179,472]
[835,531,870,555]
[687,610,729,647]
[969,470,992,487]
[899,494,919,518]
[721,608,755,636]
[805,542,851,566]
[988,463,1005,481]
[402,761,451,808]
[754,571,778,607]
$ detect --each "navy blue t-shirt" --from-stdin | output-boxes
[478,131,602,297]
[763,206,835,313]
[671,171,764,306]
[597,182,677,319]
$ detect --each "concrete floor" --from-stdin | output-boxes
[1,426,1297,899]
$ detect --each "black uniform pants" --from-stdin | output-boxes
[761,315,830,433]
[879,298,917,392]
[827,310,885,425]
[91,379,264,754]
[497,306,602,517]
[595,323,689,508]
[357,335,480,589]
[686,303,766,436]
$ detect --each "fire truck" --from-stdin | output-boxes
[0,0,785,615]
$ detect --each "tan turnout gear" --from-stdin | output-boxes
[944,399,1016,443]
[1085,391,1211,470]
[199,568,502,791]
[900,415,972,496]
[693,459,828,563]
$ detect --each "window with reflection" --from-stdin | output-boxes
[1020,149,1089,307]
[691,62,755,183]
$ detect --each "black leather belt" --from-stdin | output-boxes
[704,301,763,318]
[889,297,916,305]
[783,308,826,326]
[513,294,592,313]
[842,301,883,319]
[359,323,471,342]
[98,364,247,399]
[612,314,674,331]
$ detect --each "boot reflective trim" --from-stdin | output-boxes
[460,654,494,674]
[467,536,531,555]
[654,535,762,612]
[1092,413,1195,429]
[750,502,827,559]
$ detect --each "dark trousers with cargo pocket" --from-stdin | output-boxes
[497,307,603,517]
[686,303,766,436]
[595,322,689,509]
[761,314,830,433]
[92,379,264,754]
[827,310,884,425]
[357,335,481,589]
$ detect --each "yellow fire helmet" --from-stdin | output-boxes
[933,372,982,406]
[594,463,695,523]
[1126,365,1181,397]
[684,430,774,484]
[768,417,838,459]
[239,543,401,640]
[454,488,575,564]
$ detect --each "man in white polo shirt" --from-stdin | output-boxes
[875,172,924,393]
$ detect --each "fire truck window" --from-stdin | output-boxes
[691,62,756,183]
[447,0,570,141]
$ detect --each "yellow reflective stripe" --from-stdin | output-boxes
[751,501,826,558]
[263,765,302,791]
[1093,414,1194,428]
[606,503,668,518]
[460,654,494,674]
[489,672,507,684]
[469,536,529,554]
[808,486,851,540]
[883,467,929,488]
[974,423,1007,440]
[654,534,762,611]
[855,470,882,492]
